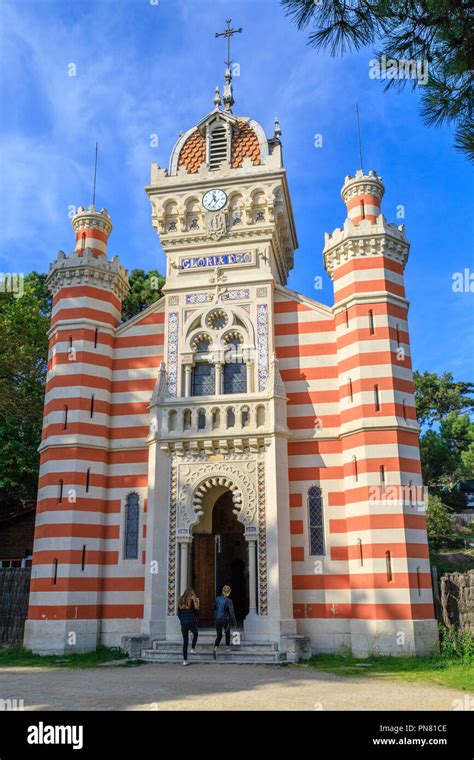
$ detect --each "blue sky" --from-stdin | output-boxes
[1,0,473,380]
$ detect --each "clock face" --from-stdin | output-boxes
[202,189,227,212]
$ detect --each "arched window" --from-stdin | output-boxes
[124,493,140,560]
[226,407,235,428]
[374,384,380,411]
[183,409,192,430]
[368,309,375,335]
[385,550,393,582]
[308,486,325,555]
[191,362,215,396]
[212,408,220,429]
[223,361,247,394]
[348,378,353,402]
[197,408,206,430]
[52,558,58,585]
[352,456,358,483]
[256,405,265,427]
[168,409,177,431]
[357,538,364,566]
[241,406,249,427]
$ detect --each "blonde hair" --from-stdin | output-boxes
[178,588,200,610]
[222,585,231,596]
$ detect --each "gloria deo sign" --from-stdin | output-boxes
[179,252,253,270]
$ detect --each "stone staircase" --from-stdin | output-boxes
[141,631,287,664]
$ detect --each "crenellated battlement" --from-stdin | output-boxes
[47,247,129,300]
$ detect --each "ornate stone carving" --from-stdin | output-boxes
[205,210,227,241]
[177,461,258,530]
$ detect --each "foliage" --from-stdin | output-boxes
[0,273,50,512]
[282,0,474,160]
[305,650,474,691]
[414,371,474,515]
[426,493,455,544]
[439,623,474,664]
[413,371,474,428]
[0,644,128,668]
[121,269,165,322]
[0,269,165,512]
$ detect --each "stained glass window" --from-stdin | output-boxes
[124,493,140,560]
[223,361,247,394]
[192,362,215,396]
[308,486,325,555]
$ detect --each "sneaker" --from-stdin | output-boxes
[182,660,189,666]
[213,648,217,660]
[190,649,197,655]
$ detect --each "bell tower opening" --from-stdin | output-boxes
[191,489,249,626]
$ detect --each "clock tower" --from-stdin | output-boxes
[142,66,299,642]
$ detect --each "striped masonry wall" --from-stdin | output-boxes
[28,276,165,628]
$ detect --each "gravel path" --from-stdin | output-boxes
[0,663,467,711]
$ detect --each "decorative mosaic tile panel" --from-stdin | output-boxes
[169,295,179,306]
[222,289,249,301]
[167,460,178,615]
[257,462,268,615]
[167,312,179,396]
[256,287,267,298]
[185,293,211,304]
[257,303,269,392]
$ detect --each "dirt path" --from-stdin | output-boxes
[0,663,466,711]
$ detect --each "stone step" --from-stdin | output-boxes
[141,648,287,664]
[151,641,278,653]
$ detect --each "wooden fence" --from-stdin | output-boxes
[0,568,31,644]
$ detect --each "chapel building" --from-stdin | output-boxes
[24,68,439,657]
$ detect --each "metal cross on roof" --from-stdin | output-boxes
[215,18,243,69]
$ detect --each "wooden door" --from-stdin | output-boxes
[192,534,215,626]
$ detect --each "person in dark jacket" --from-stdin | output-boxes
[213,585,237,659]
[177,587,199,666]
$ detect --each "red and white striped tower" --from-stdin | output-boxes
[72,204,112,258]
[24,206,129,653]
[323,170,438,655]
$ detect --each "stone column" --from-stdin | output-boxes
[179,541,189,595]
[215,362,223,395]
[246,360,254,393]
[248,539,257,615]
[184,365,192,397]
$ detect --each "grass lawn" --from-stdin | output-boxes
[0,644,131,668]
[304,653,474,692]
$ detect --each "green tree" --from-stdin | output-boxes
[413,370,474,427]
[121,269,165,322]
[414,371,474,512]
[282,0,474,160]
[0,273,50,513]
[426,493,454,544]
[0,269,165,513]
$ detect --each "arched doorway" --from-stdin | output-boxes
[191,490,249,626]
